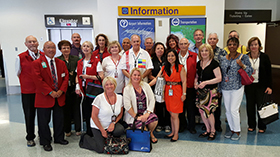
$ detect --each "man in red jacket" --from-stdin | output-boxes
[16,35,43,147]
[178,38,198,134]
[33,41,69,151]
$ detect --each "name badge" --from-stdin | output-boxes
[41,62,47,68]
[87,64,92,68]
[61,73,65,77]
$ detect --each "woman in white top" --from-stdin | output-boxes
[81,76,124,153]
[102,41,125,94]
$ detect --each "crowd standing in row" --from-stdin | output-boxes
[17,29,272,152]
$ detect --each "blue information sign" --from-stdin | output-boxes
[118,18,155,49]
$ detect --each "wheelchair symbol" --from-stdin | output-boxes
[47,17,55,25]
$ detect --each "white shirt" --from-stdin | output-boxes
[90,93,123,129]
[45,55,58,80]
[15,49,41,76]
[249,57,260,83]
[119,48,153,85]
[102,56,125,94]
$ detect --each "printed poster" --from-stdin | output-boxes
[118,18,155,49]
[170,18,206,48]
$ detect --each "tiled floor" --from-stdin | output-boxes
[0,77,280,157]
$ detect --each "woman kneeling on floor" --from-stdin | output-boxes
[79,77,124,153]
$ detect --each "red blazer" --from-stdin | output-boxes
[18,50,44,94]
[77,55,101,95]
[92,47,111,62]
[186,50,197,88]
[32,54,69,108]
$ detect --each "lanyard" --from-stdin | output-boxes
[105,93,116,115]
[133,52,141,68]
[110,56,120,70]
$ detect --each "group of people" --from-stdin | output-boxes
[17,29,272,152]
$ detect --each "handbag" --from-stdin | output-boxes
[86,74,104,98]
[126,118,152,152]
[103,134,131,154]
[238,54,254,85]
[258,94,279,125]
[154,76,165,103]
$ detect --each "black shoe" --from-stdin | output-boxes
[170,138,178,142]
[43,144,52,151]
[201,125,206,131]
[54,139,69,145]
[208,132,216,141]
[189,128,197,134]
[164,134,174,139]
[216,126,223,132]
[27,140,36,147]
[199,132,210,138]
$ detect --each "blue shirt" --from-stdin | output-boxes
[213,46,227,63]
[188,45,199,54]
[220,54,253,90]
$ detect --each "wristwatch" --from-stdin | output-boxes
[183,93,187,95]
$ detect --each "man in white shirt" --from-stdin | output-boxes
[120,34,153,85]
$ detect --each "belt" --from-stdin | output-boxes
[166,81,182,85]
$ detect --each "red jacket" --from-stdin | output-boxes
[77,55,101,95]
[92,47,111,63]
[32,54,69,108]
[18,50,44,94]
[186,50,197,88]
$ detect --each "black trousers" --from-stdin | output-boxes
[37,99,64,145]
[179,88,197,130]
[80,123,124,153]
[77,95,94,137]
[155,101,171,127]
[63,86,81,133]
[245,83,267,130]
[214,96,222,128]
[21,93,36,141]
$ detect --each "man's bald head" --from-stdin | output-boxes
[43,41,56,58]
[179,38,190,52]
[25,35,39,52]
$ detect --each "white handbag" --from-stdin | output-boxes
[258,94,279,125]
[154,76,165,103]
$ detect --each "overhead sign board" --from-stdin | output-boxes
[118,6,205,16]
[44,15,93,28]
[225,10,271,23]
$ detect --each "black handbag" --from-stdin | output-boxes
[103,134,131,154]
[258,94,279,125]
[86,74,103,98]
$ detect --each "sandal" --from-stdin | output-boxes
[258,129,266,133]
[208,132,216,141]
[151,137,158,144]
[199,132,210,138]
[248,128,255,132]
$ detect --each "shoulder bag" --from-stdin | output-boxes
[238,54,254,85]
[86,74,104,98]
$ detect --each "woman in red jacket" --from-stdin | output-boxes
[75,41,104,136]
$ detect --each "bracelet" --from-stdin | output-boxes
[183,93,187,96]
[49,91,53,95]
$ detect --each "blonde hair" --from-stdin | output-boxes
[102,76,117,91]
[82,41,94,52]
[128,68,143,86]
[108,41,122,54]
[198,44,214,61]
